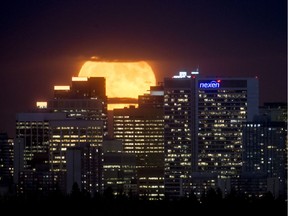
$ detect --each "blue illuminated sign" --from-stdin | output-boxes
[199,80,220,89]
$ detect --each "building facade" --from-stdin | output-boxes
[242,116,287,198]
[15,112,104,195]
[113,86,165,199]
[102,139,137,196]
[49,119,103,194]
[0,133,14,189]
[163,72,259,199]
[49,76,108,137]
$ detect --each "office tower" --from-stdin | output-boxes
[66,143,102,194]
[49,119,103,194]
[52,76,106,100]
[0,133,14,188]
[113,86,165,200]
[15,76,108,195]
[15,113,67,172]
[70,76,106,99]
[15,112,104,194]
[163,72,259,199]
[15,112,67,194]
[102,139,137,196]
[241,115,287,198]
[49,76,108,136]
[197,77,258,176]
[164,75,197,198]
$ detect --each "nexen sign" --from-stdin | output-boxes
[199,80,220,89]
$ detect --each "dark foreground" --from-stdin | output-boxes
[0,195,286,216]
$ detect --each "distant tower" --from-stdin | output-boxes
[241,106,287,198]
[0,133,14,188]
[259,102,287,122]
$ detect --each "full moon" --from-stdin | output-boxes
[78,61,156,99]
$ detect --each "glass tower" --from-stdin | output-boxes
[163,72,259,199]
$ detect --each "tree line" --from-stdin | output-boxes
[0,184,286,216]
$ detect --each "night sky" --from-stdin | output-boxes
[0,0,286,137]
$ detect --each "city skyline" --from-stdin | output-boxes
[7,71,287,201]
[0,0,286,137]
[0,58,286,215]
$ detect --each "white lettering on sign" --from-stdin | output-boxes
[199,81,220,88]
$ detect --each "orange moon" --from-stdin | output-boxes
[78,61,156,99]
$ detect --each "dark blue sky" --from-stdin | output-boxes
[0,0,286,136]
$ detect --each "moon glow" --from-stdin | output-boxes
[78,61,156,100]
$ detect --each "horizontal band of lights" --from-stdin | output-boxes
[54,85,70,90]
[172,71,199,78]
[72,76,88,81]
[36,101,47,108]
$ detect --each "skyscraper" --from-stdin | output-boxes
[197,77,258,177]
[49,76,108,136]
[15,113,67,172]
[48,118,104,198]
[241,112,287,198]
[163,75,197,198]
[113,86,165,199]
[163,71,259,199]
[15,112,67,194]
[66,143,103,194]
[0,133,13,188]
[15,76,108,195]
[102,139,137,196]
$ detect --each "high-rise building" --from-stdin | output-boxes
[49,119,103,194]
[113,86,165,200]
[66,143,102,194]
[15,112,104,194]
[15,75,109,196]
[163,75,196,198]
[14,112,67,194]
[163,71,259,199]
[102,139,137,196]
[49,76,108,137]
[241,114,287,198]
[0,133,14,188]
[197,76,258,176]
[15,113,67,172]
[49,119,103,172]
